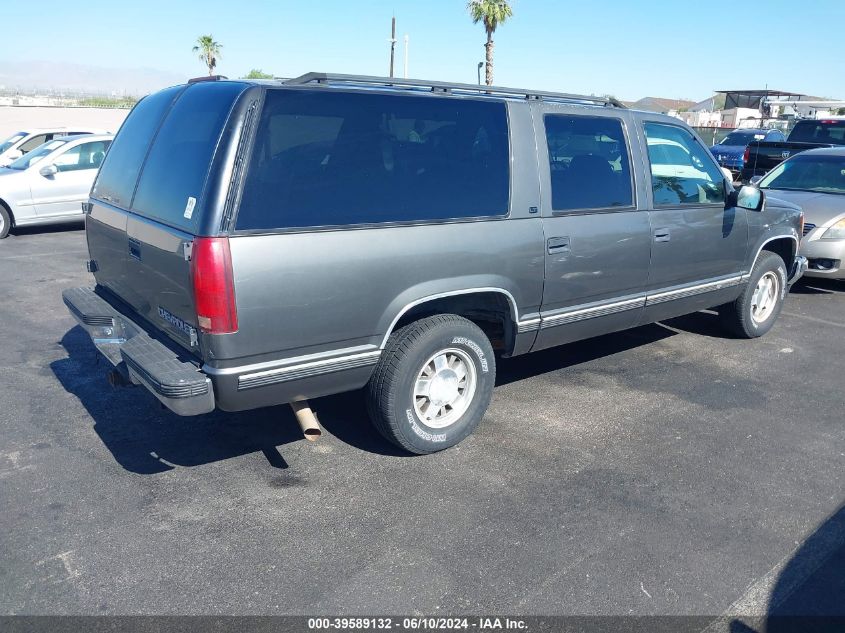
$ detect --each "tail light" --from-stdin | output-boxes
[191,237,238,334]
[742,146,750,164]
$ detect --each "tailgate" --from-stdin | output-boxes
[87,202,200,353]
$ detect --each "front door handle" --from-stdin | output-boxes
[547,236,570,254]
[653,228,671,243]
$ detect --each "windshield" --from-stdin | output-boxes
[720,131,765,146]
[0,133,26,154]
[759,153,845,195]
[788,120,845,143]
[6,140,67,170]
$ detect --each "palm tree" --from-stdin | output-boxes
[467,0,512,86]
[192,35,222,76]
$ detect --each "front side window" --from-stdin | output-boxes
[645,122,725,206]
[544,115,633,212]
[53,140,112,172]
[7,140,67,170]
[236,89,510,231]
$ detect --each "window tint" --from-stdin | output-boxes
[644,123,725,206]
[132,82,246,231]
[236,89,510,231]
[788,120,845,143]
[92,86,181,208]
[53,140,112,172]
[544,115,632,211]
[19,134,48,153]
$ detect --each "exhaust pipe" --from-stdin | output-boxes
[290,400,322,441]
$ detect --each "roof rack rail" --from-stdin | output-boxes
[284,72,624,108]
[188,75,228,84]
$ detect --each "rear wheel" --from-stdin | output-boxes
[366,314,496,454]
[0,204,11,239]
[720,251,787,338]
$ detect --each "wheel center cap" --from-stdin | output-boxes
[429,369,459,406]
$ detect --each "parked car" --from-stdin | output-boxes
[756,146,845,280]
[711,128,786,181]
[0,128,107,167]
[63,74,806,455]
[0,134,113,238]
[741,118,845,182]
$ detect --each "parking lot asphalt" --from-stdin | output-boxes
[1,224,844,621]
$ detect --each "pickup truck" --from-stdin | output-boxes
[740,118,845,182]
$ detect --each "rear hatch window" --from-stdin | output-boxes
[93,81,247,232]
[788,120,845,144]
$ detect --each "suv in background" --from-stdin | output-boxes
[0,128,108,167]
[63,74,806,455]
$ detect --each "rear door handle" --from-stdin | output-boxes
[653,228,671,243]
[547,236,570,254]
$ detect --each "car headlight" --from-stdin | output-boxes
[822,218,845,239]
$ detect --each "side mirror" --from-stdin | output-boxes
[730,185,764,212]
[39,164,58,177]
[749,175,763,186]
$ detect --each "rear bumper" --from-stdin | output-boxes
[63,287,215,416]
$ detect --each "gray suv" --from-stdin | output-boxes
[63,73,807,454]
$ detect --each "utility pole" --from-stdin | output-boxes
[403,34,409,79]
[388,16,397,78]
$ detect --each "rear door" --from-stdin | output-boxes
[639,120,748,323]
[87,81,249,353]
[531,105,652,351]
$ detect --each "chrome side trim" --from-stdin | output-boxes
[516,318,541,333]
[380,287,522,349]
[236,351,381,391]
[540,297,645,329]
[645,275,743,305]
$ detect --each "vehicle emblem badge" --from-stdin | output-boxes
[781,151,791,159]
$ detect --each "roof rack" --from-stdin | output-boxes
[283,72,624,108]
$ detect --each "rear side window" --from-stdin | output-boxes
[54,140,112,172]
[236,89,510,231]
[544,115,633,211]
[132,82,246,231]
[93,86,180,207]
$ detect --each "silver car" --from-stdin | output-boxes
[0,134,113,238]
[758,146,845,280]
[0,128,107,167]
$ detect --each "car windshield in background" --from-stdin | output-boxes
[721,131,764,145]
[787,120,845,144]
[0,133,26,153]
[760,154,845,195]
[6,140,67,170]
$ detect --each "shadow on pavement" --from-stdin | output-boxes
[10,221,85,238]
[789,278,844,296]
[728,503,845,632]
[51,326,405,473]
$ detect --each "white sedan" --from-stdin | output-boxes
[0,134,113,239]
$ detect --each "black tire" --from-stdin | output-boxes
[719,251,788,338]
[366,314,496,455]
[0,203,11,239]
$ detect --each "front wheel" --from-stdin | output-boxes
[719,251,787,338]
[366,314,496,454]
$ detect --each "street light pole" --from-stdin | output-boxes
[388,16,397,78]
[477,62,483,85]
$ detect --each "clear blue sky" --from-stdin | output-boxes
[3,0,843,101]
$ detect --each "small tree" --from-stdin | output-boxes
[467,0,513,86]
[243,69,273,79]
[192,35,222,76]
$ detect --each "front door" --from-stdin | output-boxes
[31,139,111,218]
[532,108,652,351]
[639,121,748,323]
